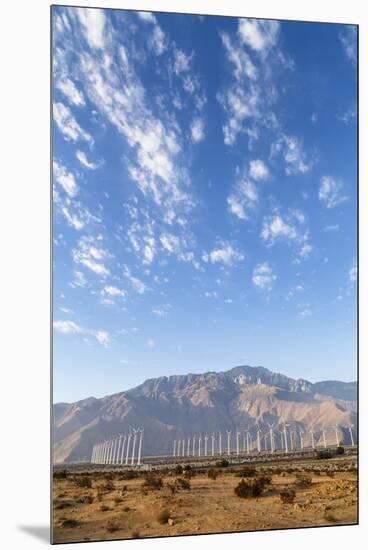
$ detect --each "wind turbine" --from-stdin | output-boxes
[290,430,294,450]
[218,431,222,455]
[268,423,275,454]
[348,425,355,446]
[257,426,261,453]
[192,435,196,457]
[204,433,208,456]
[187,436,191,457]
[299,430,304,450]
[120,434,127,464]
[334,424,340,447]
[125,431,132,465]
[177,439,181,457]
[226,430,231,456]
[310,429,315,449]
[322,427,327,449]
[245,428,250,454]
[131,429,138,466]
[236,429,240,456]
[198,434,202,457]
[137,428,144,466]
[173,440,177,458]
[211,432,215,456]
[283,424,289,453]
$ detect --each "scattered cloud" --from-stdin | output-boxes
[53,159,78,197]
[271,133,311,175]
[102,285,126,298]
[249,159,269,180]
[152,304,171,317]
[76,150,102,169]
[298,305,312,318]
[324,224,339,232]
[69,270,87,288]
[339,26,357,65]
[77,7,106,49]
[54,319,110,345]
[190,118,205,143]
[337,107,356,125]
[238,18,280,54]
[53,102,92,143]
[227,177,258,220]
[56,77,85,106]
[319,176,349,208]
[173,47,192,74]
[123,266,147,294]
[349,261,357,284]
[147,338,155,348]
[203,243,244,266]
[72,235,110,276]
[252,262,276,290]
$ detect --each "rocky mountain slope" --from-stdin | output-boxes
[53,365,357,463]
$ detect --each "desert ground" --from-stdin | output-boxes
[53,450,357,543]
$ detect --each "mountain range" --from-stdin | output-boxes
[53,365,357,463]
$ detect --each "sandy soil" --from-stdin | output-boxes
[52,455,357,543]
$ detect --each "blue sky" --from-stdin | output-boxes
[52,7,357,403]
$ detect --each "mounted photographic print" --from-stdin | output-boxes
[52,4,358,544]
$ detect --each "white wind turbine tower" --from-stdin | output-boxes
[310,429,315,449]
[245,428,250,454]
[348,425,355,446]
[182,438,185,457]
[105,440,110,464]
[204,433,208,456]
[299,430,304,450]
[173,440,177,458]
[322,427,327,449]
[226,430,231,456]
[290,430,294,450]
[198,434,202,457]
[120,434,127,464]
[101,441,107,464]
[211,433,215,456]
[108,439,114,464]
[131,429,138,466]
[236,429,240,456]
[268,424,275,454]
[137,428,144,466]
[283,424,289,453]
[243,432,246,452]
[192,435,196,457]
[125,431,132,465]
[177,439,181,457]
[113,436,120,464]
[115,435,122,464]
[334,424,340,447]
[218,431,222,456]
[256,427,261,453]
[187,436,191,457]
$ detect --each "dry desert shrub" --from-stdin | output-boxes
[234,476,270,499]
[54,470,67,479]
[114,495,123,504]
[157,509,171,524]
[234,465,257,478]
[215,459,229,468]
[99,504,109,512]
[61,519,80,528]
[207,468,219,480]
[295,474,312,488]
[279,488,296,504]
[74,476,92,489]
[120,470,139,480]
[143,473,164,490]
[174,465,183,475]
[106,520,120,532]
[131,530,141,538]
[175,477,191,490]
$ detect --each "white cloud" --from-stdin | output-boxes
[339,26,357,65]
[271,133,310,175]
[203,244,244,266]
[173,48,192,75]
[53,160,78,197]
[69,270,87,288]
[238,19,280,53]
[53,102,92,143]
[299,243,313,258]
[261,214,298,245]
[147,338,155,348]
[72,236,110,276]
[227,178,258,220]
[53,320,82,334]
[349,262,357,284]
[190,118,205,143]
[160,233,180,254]
[76,150,102,169]
[137,11,156,23]
[324,224,339,232]
[77,7,106,49]
[252,262,276,290]
[54,319,110,346]
[319,176,348,208]
[249,159,269,180]
[152,304,171,317]
[220,32,257,81]
[123,266,147,294]
[102,285,126,298]
[61,206,84,230]
[337,107,356,125]
[56,77,85,106]
[151,25,166,55]
[298,306,312,319]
